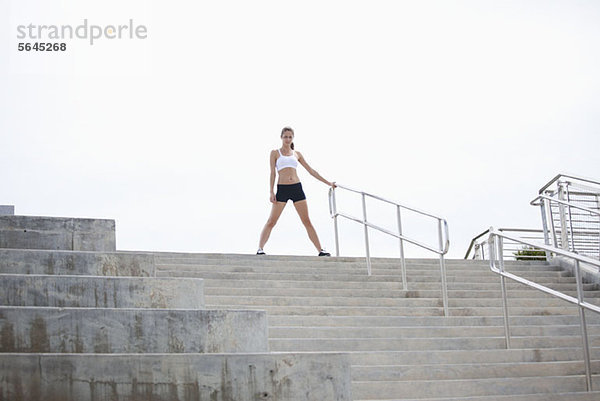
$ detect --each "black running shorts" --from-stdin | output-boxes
[276,182,306,203]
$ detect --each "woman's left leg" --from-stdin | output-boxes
[293,199,322,252]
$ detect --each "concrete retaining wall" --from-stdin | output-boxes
[0,274,204,309]
[0,307,268,353]
[0,206,14,216]
[0,215,116,251]
[0,249,155,276]
[0,352,352,401]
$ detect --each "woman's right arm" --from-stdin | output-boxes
[269,150,277,203]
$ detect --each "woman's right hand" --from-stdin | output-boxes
[270,193,276,203]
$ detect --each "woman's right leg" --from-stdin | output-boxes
[258,201,287,249]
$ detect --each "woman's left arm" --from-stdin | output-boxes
[297,151,336,187]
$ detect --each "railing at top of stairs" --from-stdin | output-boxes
[533,174,600,262]
[328,184,450,316]
[465,174,600,264]
[465,228,547,260]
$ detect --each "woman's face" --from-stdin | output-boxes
[281,131,294,146]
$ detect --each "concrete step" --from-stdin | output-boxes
[154,253,550,267]
[164,276,404,289]
[0,248,155,277]
[0,274,204,309]
[269,335,600,352]
[206,295,444,307]
[156,263,567,277]
[269,325,600,339]
[448,306,589,317]
[156,269,578,284]
[365,392,600,401]
[204,287,600,300]
[193,277,599,292]
[205,286,408,297]
[351,360,600,381]
[268,315,600,328]
[205,304,588,317]
[0,352,351,401]
[169,271,582,287]
[158,270,412,282]
[157,261,559,274]
[0,215,115,252]
[346,348,600,365]
[0,306,267,353]
[352,375,600,399]
[205,295,591,308]
[157,263,572,276]
[154,252,467,263]
[206,304,445,316]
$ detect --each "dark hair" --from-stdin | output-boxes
[281,126,295,150]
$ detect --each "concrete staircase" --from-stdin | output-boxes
[0,216,351,400]
[156,253,600,400]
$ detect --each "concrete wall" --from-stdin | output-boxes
[0,215,116,251]
[0,249,155,276]
[0,353,352,401]
[0,274,204,309]
[0,206,14,216]
[0,308,268,353]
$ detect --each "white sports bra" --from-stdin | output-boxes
[276,149,298,172]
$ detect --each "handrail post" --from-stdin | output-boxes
[496,234,511,349]
[565,183,577,253]
[438,219,449,317]
[558,182,569,250]
[331,188,340,257]
[361,193,372,276]
[397,205,408,291]
[597,194,600,261]
[473,244,481,260]
[574,259,593,391]
[539,199,552,261]
[548,198,559,249]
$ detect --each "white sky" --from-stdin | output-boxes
[2,0,599,259]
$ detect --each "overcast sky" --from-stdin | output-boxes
[2,0,599,259]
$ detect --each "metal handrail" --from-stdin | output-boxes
[538,173,600,195]
[464,228,545,260]
[464,229,491,259]
[328,183,450,316]
[531,194,600,217]
[331,184,449,221]
[487,228,600,392]
[532,190,600,261]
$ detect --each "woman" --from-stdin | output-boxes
[257,126,336,256]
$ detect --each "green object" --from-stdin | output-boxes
[514,246,547,261]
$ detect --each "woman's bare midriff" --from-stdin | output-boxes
[277,168,300,185]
